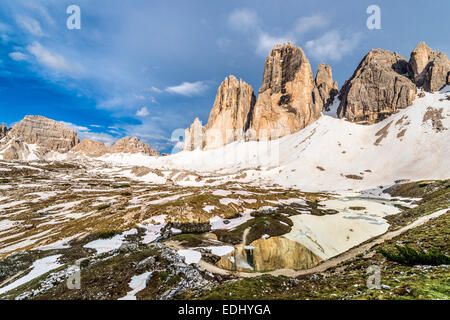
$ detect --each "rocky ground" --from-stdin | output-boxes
[0,158,448,300]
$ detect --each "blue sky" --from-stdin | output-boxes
[0,0,449,153]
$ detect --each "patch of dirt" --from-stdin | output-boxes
[374,121,393,146]
[397,129,407,138]
[422,107,447,132]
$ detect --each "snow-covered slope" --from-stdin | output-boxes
[66,88,450,192]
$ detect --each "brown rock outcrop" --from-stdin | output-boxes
[203,76,256,149]
[408,42,450,92]
[183,118,205,151]
[338,49,417,124]
[0,124,8,140]
[0,116,79,160]
[110,137,159,156]
[217,236,322,272]
[70,139,108,157]
[315,63,338,111]
[6,115,79,152]
[247,42,322,140]
[71,137,159,157]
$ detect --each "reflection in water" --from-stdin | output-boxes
[217,236,322,272]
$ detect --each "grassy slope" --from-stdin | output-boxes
[186,181,450,300]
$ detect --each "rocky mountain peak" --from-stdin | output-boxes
[203,75,256,149]
[110,137,160,156]
[183,118,205,151]
[0,124,9,140]
[247,42,322,140]
[409,41,450,92]
[6,115,80,152]
[71,137,159,157]
[337,49,417,124]
[70,139,108,158]
[315,63,338,111]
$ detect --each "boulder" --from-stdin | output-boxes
[338,49,417,124]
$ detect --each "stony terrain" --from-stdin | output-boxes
[0,169,447,300]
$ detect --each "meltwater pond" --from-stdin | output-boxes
[217,197,402,272]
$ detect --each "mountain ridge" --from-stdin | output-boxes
[183,41,450,150]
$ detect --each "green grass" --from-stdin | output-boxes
[96,204,111,211]
[96,230,118,239]
[379,245,450,266]
[112,184,131,189]
[170,233,205,247]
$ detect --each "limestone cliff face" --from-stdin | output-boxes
[315,63,338,111]
[71,137,159,157]
[217,236,322,272]
[409,42,450,92]
[247,42,322,140]
[110,137,159,156]
[203,76,256,149]
[182,42,339,150]
[0,115,159,160]
[70,139,109,158]
[183,118,205,151]
[0,124,8,140]
[337,49,417,124]
[7,115,79,152]
[0,116,79,160]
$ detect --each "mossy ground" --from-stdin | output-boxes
[1,164,448,301]
[184,181,450,300]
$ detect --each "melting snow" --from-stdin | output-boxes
[177,249,202,264]
[0,255,62,295]
[118,271,152,300]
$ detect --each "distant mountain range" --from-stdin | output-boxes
[0,41,448,193]
[184,41,449,151]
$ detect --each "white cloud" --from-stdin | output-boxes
[166,81,209,97]
[256,33,290,57]
[136,107,149,117]
[21,2,55,25]
[9,51,28,61]
[293,14,329,34]
[78,131,117,146]
[60,121,90,132]
[228,10,331,57]
[60,120,118,146]
[150,86,162,93]
[15,15,45,37]
[305,31,361,61]
[228,9,260,32]
[27,42,72,72]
